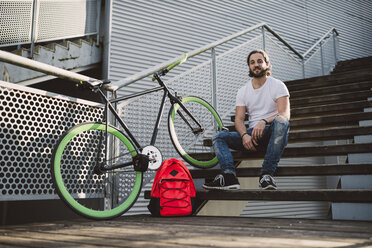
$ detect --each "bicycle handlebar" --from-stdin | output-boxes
[152,53,188,81]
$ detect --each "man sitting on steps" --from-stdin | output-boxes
[203,49,290,190]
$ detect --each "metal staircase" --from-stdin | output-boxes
[0,38,101,85]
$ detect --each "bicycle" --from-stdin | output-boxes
[50,54,223,220]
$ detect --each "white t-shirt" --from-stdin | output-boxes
[236,76,289,128]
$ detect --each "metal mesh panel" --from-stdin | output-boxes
[216,36,262,118]
[265,36,303,82]
[303,36,338,78]
[36,0,98,42]
[304,49,323,78]
[0,0,33,46]
[0,81,104,201]
[322,38,337,74]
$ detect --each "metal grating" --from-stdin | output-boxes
[0,81,104,200]
[0,0,33,46]
[36,0,98,42]
[0,0,99,47]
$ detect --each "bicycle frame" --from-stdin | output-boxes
[91,74,204,171]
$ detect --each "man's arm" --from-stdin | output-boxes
[276,95,290,121]
[251,96,290,143]
[235,106,257,151]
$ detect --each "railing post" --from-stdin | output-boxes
[262,26,266,51]
[96,0,101,46]
[302,58,305,79]
[320,41,325,75]
[30,0,38,59]
[333,31,338,63]
[211,47,217,111]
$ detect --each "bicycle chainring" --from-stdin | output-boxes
[141,146,163,170]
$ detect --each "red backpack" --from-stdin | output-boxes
[147,158,196,216]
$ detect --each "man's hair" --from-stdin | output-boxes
[247,50,272,76]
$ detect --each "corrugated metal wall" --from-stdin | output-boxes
[108,0,372,88]
[108,0,372,218]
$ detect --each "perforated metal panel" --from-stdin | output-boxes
[0,81,105,200]
[36,0,98,42]
[0,0,99,47]
[0,0,33,46]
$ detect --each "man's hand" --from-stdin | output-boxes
[242,134,257,151]
[251,120,265,144]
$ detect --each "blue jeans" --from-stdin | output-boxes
[213,116,290,176]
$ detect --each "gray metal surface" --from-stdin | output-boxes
[0,80,104,200]
[108,0,372,94]
[0,0,99,47]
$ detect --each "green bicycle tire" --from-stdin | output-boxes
[51,122,142,220]
[168,96,223,169]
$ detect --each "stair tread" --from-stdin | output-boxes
[190,142,372,161]
[291,100,372,117]
[191,163,372,178]
[143,189,372,202]
[285,67,372,89]
[195,189,372,203]
[289,81,372,98]
[204,125,372,145]
[290,90,372,107]
[228,111,372,131]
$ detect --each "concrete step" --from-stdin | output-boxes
[292,100,372,117]
[194,189,372,203]
[290,90,372,107]
[290,81,372,98]
[231,100,371,122]
[228,112,372,131]
[190,163,372,179]
[290,112,372,130]
[285,68,372,91]
[204,125,372,146]
[289,125,372,142]
[190,142,372,161]
[332,56,372,74]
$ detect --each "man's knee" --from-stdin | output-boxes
[213,130,229,141]
[271,115,290,144]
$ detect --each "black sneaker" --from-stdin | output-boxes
[203,173,240,190]
[259,174,277,190]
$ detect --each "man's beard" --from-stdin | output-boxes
[249,67,268,78]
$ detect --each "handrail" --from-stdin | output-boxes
[302,28,339,58]
[112,22,306,91]
[0,50,104,89]
[263,25,303,59]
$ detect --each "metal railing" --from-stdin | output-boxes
[110,23,339,92]
[0,22,339,92]
[0,0,101,56]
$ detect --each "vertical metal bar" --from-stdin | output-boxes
[96,0,101,46]
[30,0,38,59]
[102,0,112,79]
[302,58,305,79]
[320,41,325,75]
[333,32,338,63]
[262,26,266,51]
[211,48,217,111]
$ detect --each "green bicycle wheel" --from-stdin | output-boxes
[168,96,223,169]
[51,122,142,220]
